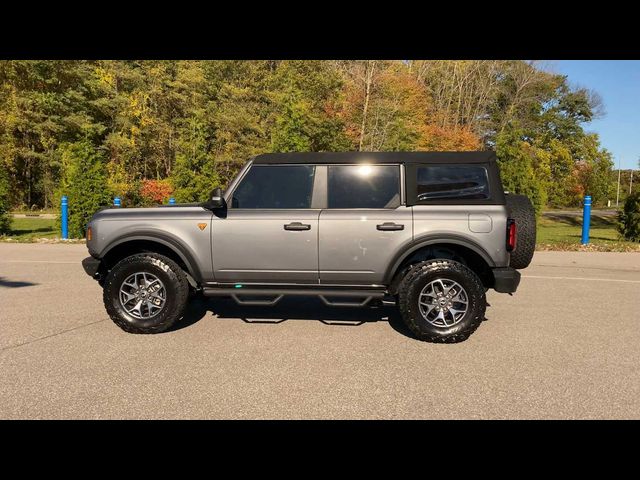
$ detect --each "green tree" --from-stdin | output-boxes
[0,60,107,209]
[204,60,273,186]
[496,127,546,214]
[270,60,349,152]
[541,138,575,207]
[270,91,312,152]
[170,115,220,203]
[0,60,618,214]
[571,134,615,206]
[58,139,111,238]
[0,163,11,234]
[618,190,640,242]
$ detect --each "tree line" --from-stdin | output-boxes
[0,60,617,234]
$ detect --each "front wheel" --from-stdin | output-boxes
[103,253,190,334]
[397,259,486,343]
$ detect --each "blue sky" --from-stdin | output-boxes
[546,60,640,170]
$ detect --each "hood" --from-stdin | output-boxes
[91,204,210,222]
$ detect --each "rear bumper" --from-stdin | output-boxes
[82,256,102,280]
[492,267,521,293]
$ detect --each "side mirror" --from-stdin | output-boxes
[204,187,225,210]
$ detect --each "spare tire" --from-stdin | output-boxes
[506,194,536,269]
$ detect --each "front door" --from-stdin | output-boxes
[212,164,320,284]
[318,164,413,285]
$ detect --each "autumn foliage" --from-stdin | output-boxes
[0,60,616,212]
[420,125,481,151]
[140,179,173,205]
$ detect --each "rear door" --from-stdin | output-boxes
[212,164,320,284]
[318,164,413,285]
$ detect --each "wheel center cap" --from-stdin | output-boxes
[439,298,447,306]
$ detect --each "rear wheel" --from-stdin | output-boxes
[103,253,189,334]
[398,259,486,343]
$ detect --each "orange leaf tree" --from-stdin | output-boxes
[140,179,173,205]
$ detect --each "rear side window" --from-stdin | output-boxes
[328,165,400,209]
[232,165,315,209]
[416,166,489,201]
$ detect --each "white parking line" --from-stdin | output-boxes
[523,275,640,284]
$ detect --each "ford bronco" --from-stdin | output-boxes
[82,152,535,342]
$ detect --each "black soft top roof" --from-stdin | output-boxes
[251,151,496,165]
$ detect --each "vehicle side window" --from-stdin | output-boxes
[232,165,316,209]
[416,166,489,201]
[327,165,400,209]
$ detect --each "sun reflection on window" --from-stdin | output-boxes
[357,165,373,177]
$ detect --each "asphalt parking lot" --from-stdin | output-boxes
[1,243,639,419]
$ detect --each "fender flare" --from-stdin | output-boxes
[99,232,203,282]
[383,234,496,284]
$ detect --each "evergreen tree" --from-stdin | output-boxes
[270,60,349,152]
[270,90,313,152]
[0,163,11,234]
[170,115,220,203]
[58,139,112,238]
[618,190,640,242]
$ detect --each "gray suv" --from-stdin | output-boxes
[82,152,535,343]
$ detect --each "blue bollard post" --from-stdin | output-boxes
[114,197,121,208]
[169,197,176,205]
[581,195,592,245]
[61,195,68,240]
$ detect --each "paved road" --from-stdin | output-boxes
[1,243,639,419]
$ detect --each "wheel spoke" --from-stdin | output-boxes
[451,291,467,304]
[146,300,157,313]
[419,301,437,315]
[131,300,143,316]
[121,291,137,304]
[449,307,465,319]
[435,309,448,326]
[149,290,165,301]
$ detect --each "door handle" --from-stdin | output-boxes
[284,222,311,231]
[377,222,404,231]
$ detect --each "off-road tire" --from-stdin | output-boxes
[398,259,486,343]
[103,253,189,334]
[505,194,536,269]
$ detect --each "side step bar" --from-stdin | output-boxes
[202,287,387,308]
